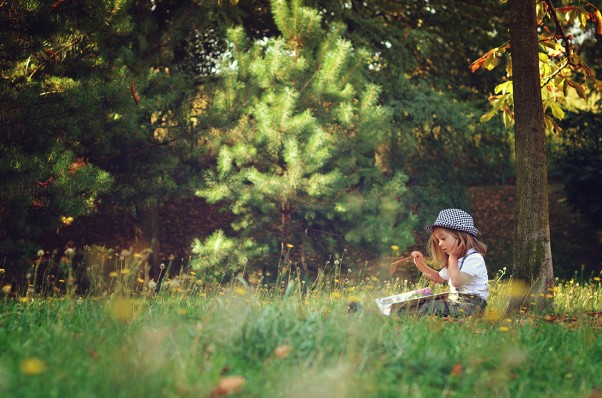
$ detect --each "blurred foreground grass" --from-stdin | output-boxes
[0,271,600,398]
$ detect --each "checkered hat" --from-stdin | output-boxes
[425,208,479,236]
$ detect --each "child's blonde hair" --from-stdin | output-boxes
[426,228,487,268]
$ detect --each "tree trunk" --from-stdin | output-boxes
[135,201,162,279]
[508,0,554,311]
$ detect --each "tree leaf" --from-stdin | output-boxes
[594,10,602,35]
[549,101,565,120]
[480,111,496,123]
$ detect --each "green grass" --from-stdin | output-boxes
[0,274,601,398]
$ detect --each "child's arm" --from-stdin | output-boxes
[411,251,446,284]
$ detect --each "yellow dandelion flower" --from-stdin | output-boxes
[391,245,399,251]
[58,279,65,283]
[594,277,601,281]
[190,271,196,276]
[0,268,5,273]
[286,243,294,248]
[20,357,47,375]
[137,278,145,284]
[133,253,143,258]
[331,292,342,299]
[19,297,28,303]
[2,285,11,294]
[108,272,118,278]
[234,287,246,296]
[499,326,510,332]
[348,296,358,302]
[347,286,356,292]
[120,268,130,275]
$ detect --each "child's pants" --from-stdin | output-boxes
[401,294,487,317]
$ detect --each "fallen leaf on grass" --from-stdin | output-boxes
[87,349,101,361]
[451,363,463,376]
[274,345,292,359]
[209,375,246,397]
[544,314,576,323]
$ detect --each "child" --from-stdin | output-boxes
[405,208,489,317]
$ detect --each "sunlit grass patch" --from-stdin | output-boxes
[0,263,600,398]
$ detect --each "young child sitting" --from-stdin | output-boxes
[406,208,489,317]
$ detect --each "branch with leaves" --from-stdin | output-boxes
[470,0,602,133]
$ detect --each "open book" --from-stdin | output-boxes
[375,287,449,316]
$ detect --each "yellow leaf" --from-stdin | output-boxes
[480,111,496,123]
[549,101,565,120]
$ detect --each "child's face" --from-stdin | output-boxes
[432,228,458,255]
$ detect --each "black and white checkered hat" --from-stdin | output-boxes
[425,208,479,236]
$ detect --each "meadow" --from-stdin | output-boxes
[0,260,601,398]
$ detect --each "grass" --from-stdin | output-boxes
[0,263,601,398]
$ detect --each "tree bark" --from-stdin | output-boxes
[136,201,162,279]
[508,0,554,311]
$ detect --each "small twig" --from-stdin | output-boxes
[544,0,573,62]
[390,256,413,267]
[541,59,569,88]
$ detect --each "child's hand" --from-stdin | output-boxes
[450,240,465,259]
[411,251,424,265]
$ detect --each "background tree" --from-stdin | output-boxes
[310,0,512,224]
[472,0,601,308]
[0,0,237,277]
[192,0,416,275]
[508,0,554,309]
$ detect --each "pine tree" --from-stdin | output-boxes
[192,0,416,273]
[0,0,223,272]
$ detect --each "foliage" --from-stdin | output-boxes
[472,1,602,132]
[0,0,127,261]
[320,0,513,219]
[0,0,229,267]
[193,0,416,271]
[551,109,602,228]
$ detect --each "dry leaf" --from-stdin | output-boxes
[451,363,463,376]
[210,375,246,397]
[274,345,292,359]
